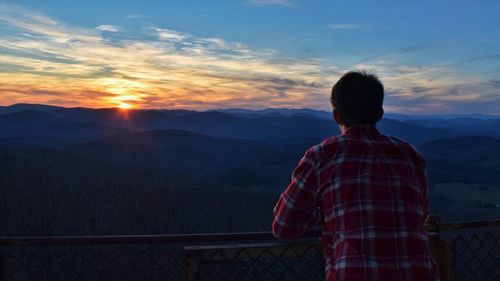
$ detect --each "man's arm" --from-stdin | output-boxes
[272,149,321,239]
[421,166,430,221]
[412,145,430,221]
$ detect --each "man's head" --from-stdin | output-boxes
[331,71,384,127]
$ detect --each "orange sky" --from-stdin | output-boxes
[1,3,500,114]
[0,4,336,110]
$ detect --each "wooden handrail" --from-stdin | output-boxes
[0,218,498,246]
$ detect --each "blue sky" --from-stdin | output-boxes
[1,0,499,114]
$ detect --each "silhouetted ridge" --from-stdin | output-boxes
[419,136,500,185]
[378,118,457,143]
[0,110,61,128]
[0,104,498,142]
[95,129,221,147]
[66,129,276,172]
[0,135,73,149]
[420,136,500,157]
[2,103,63,112]
[0,109,58,120]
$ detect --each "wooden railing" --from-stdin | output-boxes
[1,217,499,281]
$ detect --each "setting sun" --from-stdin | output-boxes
[118,102,132,109]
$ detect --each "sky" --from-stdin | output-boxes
[0,0,499,114]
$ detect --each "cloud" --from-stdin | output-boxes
[328,24,361,30]
[126,14,142,19]
[249,0,294,7]
[354,60,500,114]
[446,53,500,67]
[0,3,100,44]
[396,43,432,54]
[488,79,500,88]
[410,86,434,93]
[96,25,119,32]
[152,27,190,42]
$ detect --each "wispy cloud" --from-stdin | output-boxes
[352,60,500,113]
[96,25,119,32]
[126,14,142,19]
[153,27,190,42]
[328,23,361,30]
[396,43,432,54]
[249,0,294,7]
[0,4,100,44]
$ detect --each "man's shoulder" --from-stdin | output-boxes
[306,132,395,159]
[306,132,426,166]
[304,135,347,162]
[383,134,426,165]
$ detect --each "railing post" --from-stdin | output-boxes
[185,249,200,281]
[0,251,5,281]
[427,215,451,281]
[449,239,456,281]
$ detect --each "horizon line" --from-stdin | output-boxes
[1,103,499,117]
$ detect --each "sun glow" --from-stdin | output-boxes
[110,93,142,110]
[118,102,132,109]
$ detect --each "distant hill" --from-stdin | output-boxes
[0,103,64,115]
[0,110,65,137]
[0,110,61,128]
[66,128,305,186]
[0,135,75,149]
[431,182,500,209]
[405,118,500,138]
[0,110,132,140]
[378,118,459,144]
[3,104,497,143]
[214,108,332,119]
[419,136,500,186]
[2,104,499,186]
[384,112,499,120]
[68,129,245,167]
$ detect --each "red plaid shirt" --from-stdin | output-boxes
[273,125,439,281]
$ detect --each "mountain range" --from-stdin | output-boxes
[1,103,499,235]
[2,103,499,142]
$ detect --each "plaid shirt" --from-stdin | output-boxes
[273,125,439,281]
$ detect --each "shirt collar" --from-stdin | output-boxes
[342,125,382,139]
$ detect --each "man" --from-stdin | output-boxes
[272,71,438,281]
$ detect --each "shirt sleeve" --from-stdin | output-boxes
[272,148,321,239]
[421,166,430,221]
[407,143,430,222]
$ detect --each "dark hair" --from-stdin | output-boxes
[330,71,384,126]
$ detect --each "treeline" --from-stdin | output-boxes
[0,147,279,236]
[1,138,499,236]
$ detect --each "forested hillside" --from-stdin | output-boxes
[1,104,499,236]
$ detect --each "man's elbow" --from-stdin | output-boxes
[272,221,284,239]
[272,219,299,240]
[271,218,280,237]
